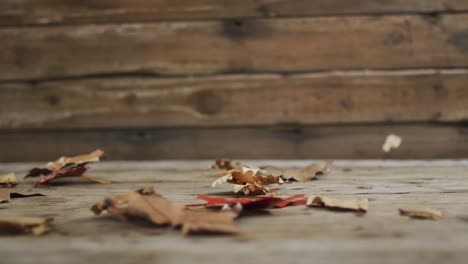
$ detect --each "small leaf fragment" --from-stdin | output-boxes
[0,173,17,187]
[399,208,443,220]
[382,134,402,153]
[0,188,44,203]
[307,195,368,213]
[0,217,53,235]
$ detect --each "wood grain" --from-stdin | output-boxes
[1,160,468,264]
[1,0,468,26]
[2,14,468,81]
[1,72,467,129]
[0,124,467,161]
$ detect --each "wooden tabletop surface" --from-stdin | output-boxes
[1,160,468,264]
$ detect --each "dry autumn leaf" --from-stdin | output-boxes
[212,167,284,195]
[0,173,17,187]
[24,149,109,186]
[0,188,44,203]
[399,208,443,220]
[187,194,307,210]
[0,217,53,235]
[282,161,333,182]
[307,195,368,213]
[26,149,104,177]
[211,159,243,170]
[91,186,242,235]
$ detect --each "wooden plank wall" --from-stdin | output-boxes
[0,1,468,161]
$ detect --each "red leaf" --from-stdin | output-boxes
[33,165,87,187]
[187,195,307,210]
[274,194,307,208]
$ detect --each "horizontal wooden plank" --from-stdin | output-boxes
[2,14,468,81]
[1,0,468,26]
[0,124,467,161]
[1,72,467,129]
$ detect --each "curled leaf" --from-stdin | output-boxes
[399,208,443,220]
[0,217,53,235]
[0,188,44,203]
[0,173,17,187]
[307,195,368,213]
[212,167,284,195]
[25,149,107,186]
[26,149,103,178]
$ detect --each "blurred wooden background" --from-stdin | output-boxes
[1,0,468,161]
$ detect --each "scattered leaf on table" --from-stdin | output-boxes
[212,167,284,195]
[307,195,368,213]
[26,149,104,177]
[399,208,443,220]
[187,195,283,211]
[187,194,307,211]
[0,217,53,235]
[382,134,402,152]
[0,188,44,203]
[0,173,17,187]
[91,186,242,235]
[283,161,333,182]
[273,194,308,208]
[24,149,108,186]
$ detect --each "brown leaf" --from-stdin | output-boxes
[25,149,107,186]
[182,210,241,235]
[212,167,284,195]
[211,159,243,170]
[0,217,53,235]
[283,161,333,182]
[25,149,104,178]
[399,208,443,220]
[0,173,17,187]
[307,195,368,213]
[0,188,44,203]
[91,186,242,235]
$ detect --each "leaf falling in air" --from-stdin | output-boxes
[282,161,333,182]
[0,217,53,235]
[382,134,402,152]
[0,188,44,203]
[91,186,243,235]
[307,195,368,213]
[0,173,17,187]
[212,167,284,195]
[399,208,443,220]
[24,149,109,186]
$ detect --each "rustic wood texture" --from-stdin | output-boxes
[2,14,468,81]
[1,71,468,130]
[0,124,467,161]
[1,0,468,26]
[1,160,468,264]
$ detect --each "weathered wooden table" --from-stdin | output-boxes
[1,160,468,264]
